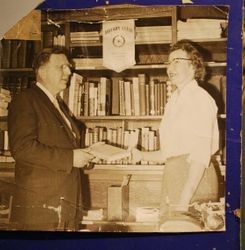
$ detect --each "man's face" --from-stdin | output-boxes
[167,49,195,89]
[40,54,71,96]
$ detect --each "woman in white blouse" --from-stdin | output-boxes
[131,40,220,217]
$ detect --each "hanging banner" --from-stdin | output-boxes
[102,19,135,72]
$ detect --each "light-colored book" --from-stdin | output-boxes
[87,142,131,162]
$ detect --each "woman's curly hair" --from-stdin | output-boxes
[170,39,206,81]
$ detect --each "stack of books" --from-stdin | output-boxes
[136,26,172,43]
[177,19,225,40]
[0,88,11,117]
[70,31,100,46]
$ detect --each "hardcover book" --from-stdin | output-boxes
[86,142,131,162]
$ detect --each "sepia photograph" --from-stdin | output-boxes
[0,4,229,233]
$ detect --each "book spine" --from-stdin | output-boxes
[3,131,9,151]
[138,74,146,116]
[132,77,140,116]
[42,31,54,48]
[11,40,21,68]
[149,80,155,115]
[130,82,135,116]
[83,81,89,116]
[124,81,132,116]
[88,82,95,116]
[145,84,150,116]
[2,40,11,68]
[119,80,125,116]
[18,40,27,68]
[111,79,120,115]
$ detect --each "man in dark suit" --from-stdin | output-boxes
[8,48,94,231]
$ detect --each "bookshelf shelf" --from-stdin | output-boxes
[185,38,227,43]
[206,62,226,67]
[70,40,173,48]
[41,5,175,23]
[85,164,164,176]
[75,64,169,71]
[75,62,226,71]
[70,38,227,48]
[79,114,226,120]
[78,115,162,121]
[0,68,34,73]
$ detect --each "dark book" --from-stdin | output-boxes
[10,40,20,68]
[42,31,54,48]
[111,79,120,115]
[1,40,11,69]
[17,40,27,68]
[25,41,35,68]
[0,130,4,151]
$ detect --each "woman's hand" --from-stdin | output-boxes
[130,147,142,164]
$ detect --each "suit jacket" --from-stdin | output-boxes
[8,84,83,229]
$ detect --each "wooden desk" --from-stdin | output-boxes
[80,219,159,232]
[83,165,164,219]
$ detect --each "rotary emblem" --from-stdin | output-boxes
[112,35,125,47]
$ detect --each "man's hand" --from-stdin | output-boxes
[73,149,95,168]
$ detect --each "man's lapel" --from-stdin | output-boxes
[33,85,80,146]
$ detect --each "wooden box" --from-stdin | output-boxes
[107,184,129,221]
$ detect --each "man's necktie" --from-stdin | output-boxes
[54,96,77,138]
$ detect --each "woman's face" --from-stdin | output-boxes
[167,49,195,89]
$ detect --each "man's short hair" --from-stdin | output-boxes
[32,48,69,74]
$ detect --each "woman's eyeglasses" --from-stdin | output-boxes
[166,58,192,66]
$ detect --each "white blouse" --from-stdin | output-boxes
[159,80,219,167]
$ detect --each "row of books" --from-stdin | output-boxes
[53,34,66,48]
[0,39,41,69]
[85,126,160,164]
[115,76,171,116]
[0,77,35,116]
[64,73,171,117]
[0,76,35,95]
[61,73,111,117]
[85,126,160,151]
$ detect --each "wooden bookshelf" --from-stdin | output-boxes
[0,5,228,230]
[41,3,227,156]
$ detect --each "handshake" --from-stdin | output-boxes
[73,142,144,168]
